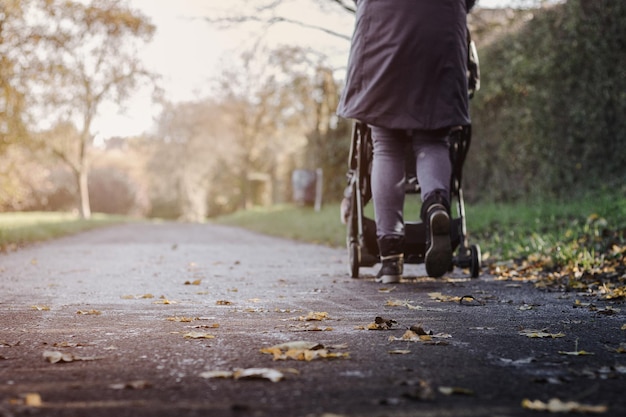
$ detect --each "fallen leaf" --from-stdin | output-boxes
[198,370,233,379]
[216,300,232,305]
[385,299,427,310]
[378,287,396,293]
[621,324,626,330]
[558,350,594,356]
[607,342,626,354]
[43,350,99,363]
[389,349,411,355]
[376,316,397,327]
[121,294,154,299]
[184,279,202,285]
[53,341,87,348]
[428,292,461,303]
[183,332,215,339]
[519,329,566,338]
[521,398,608,413]
[366,322,390,330]
[438,386,474,396]
[154,297,177,304]
[11,393,42,407]
[459,295,485,306]
[260,341,349,361]
[298,311,329,321]
[192,323,220,329]
[166,316,195,322]
[233,368,284,382]
[31,305,50,311]
[200,368,287,383]
[76,309,101,315]
[389,330,451,344]
[109,380,152,390]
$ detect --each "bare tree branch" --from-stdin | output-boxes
[327,0,356,14]
[205,14,351,41]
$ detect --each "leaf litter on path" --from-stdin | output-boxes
[519,328,566,338]
[199,368,297,383]
[43,350,101,363]
[260,340,349,361]
[522,398,608,413]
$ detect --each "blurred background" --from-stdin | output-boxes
[1,0,624,221]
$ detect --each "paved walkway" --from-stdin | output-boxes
[0,222,624,417]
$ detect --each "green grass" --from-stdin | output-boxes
[0,212,131,250]
[213,191,626,267]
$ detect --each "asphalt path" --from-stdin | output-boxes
[0,222,624,417]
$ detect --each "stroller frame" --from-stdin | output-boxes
[345,121,481,278]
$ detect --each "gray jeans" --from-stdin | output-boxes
[370,126,451,239]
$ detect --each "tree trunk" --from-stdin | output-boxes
[78,165,91,219]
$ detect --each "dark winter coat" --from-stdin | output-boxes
[337,0,471,130]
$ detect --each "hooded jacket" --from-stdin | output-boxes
[337,0,472,130]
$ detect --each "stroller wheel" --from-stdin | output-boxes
[348,242,360,278]
[470,244,481,278]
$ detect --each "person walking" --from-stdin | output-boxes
[337,0,476,282]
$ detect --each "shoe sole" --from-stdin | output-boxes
[425,211,452,278]
[375,274,401,284]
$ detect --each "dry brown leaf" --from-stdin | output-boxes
[76,309,101,315]
[216,300,233,305]
[183,332,215,339]
[154,298,177,305]
[10,393,42,407]
[192,323,220,329]
[522,398,608,413]
[519,329,566,338]
[260,341,348,361]
[298,311,329,321]
[184,279,202,285]
[366,322,389,330]
[558,350,594,356]
[121,294,154,299]
[166,316,196,322]
[31,305,50,311]
[389,330,451,344]
[53,341,86,348]
[428,292,461,303]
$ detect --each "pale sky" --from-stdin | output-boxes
[92,0,521,140]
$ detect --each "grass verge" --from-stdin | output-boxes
[0,212,130,251]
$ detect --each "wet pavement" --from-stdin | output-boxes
[0,222,624,417]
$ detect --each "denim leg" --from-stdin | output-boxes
[370,126,407,239]
[411,130,451,205]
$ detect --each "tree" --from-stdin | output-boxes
[26,0,156,218]
[147,99,233,221]
[0,0,33,152]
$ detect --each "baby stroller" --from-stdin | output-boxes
[342,31,482,279]
[343,122,481,278]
